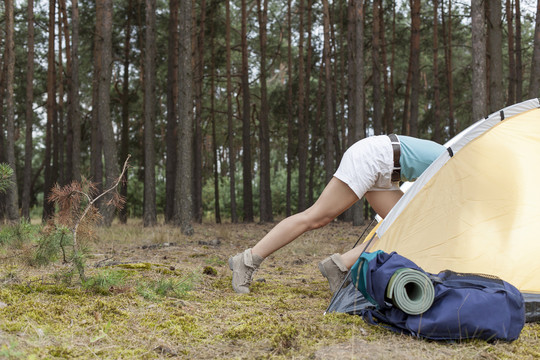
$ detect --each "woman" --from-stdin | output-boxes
[229,134,445,294]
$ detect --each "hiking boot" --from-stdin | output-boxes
[318,253,348,294]
[228,248,264,294]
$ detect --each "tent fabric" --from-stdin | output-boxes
[327,99,540,322]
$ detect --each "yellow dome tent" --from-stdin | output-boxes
[327,99,540,321]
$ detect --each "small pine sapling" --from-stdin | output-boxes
[40,156,130,281]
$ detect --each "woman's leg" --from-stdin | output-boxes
[251,177,359,258]
[364,189,404,219]
[339,189,404,268]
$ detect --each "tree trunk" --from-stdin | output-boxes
[442,0,455,137]
[118,0,132,224]
[193,0,206,224]
[258,0,273,222]
[225,0,238,223]
[310,62,325,206]
[60,0,72,184]
[472,0,487,121]
[380,0,393,135]
[241,0,254,222]
[506,0,516,105]
[409,0,421,137]
[91,0,103,199]
[97,0,120,226]
[306,0,315,207]
[286,0,293,217]
[143,0,157,227]
[350,0,365,226]
[4,0,19,222]
[487,0,504,112]
[174,0,194,235]
[322,0,336,183]
[43,0,57,222]
[166,0,179,223]
[432,0,442,142]
[209,5,221,225]
[297,0,308,213]
[0,45,5,221]
[22,0,35,221]
[401,44,412,134]
[372,0,382,135]
[57,7,66,186]
[70,0,81,183]
[515,0,523,102]
[529,0,540,97]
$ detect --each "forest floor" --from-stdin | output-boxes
[1,220,540,359]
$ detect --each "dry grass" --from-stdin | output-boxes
[1,220,539,359]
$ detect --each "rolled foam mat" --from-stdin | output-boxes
[386,268,435,315]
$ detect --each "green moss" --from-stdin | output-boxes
[114,262,153,270]
[46,345,73,358]
[88,298,128,319]
[203,266,217,276]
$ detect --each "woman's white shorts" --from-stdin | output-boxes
[333,135,400,199]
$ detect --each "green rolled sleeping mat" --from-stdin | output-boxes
[386,268,435,315]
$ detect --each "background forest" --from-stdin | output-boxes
[1,0,540,232]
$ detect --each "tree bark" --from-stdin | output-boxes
[350,0,365,226]
[43,0,57,221]
[225,0,238,223]
[4,0,19,222]
[143,0,157,227]
[506,0,516,105]
[174,0,195,235]
[442,0,455,136]
[372,0,382,135]
[209,5,221,224]
[409,0,421,137]
[241,0,254,222]
[472,0,487,121]
[515,0,523,101]
[529,0,540,97]
[22,0,35,221]
[70,0,81,183]
[286,0,293,217]
[257,0,273,222]
[97,0,120,226]
[306,0,315,207]
[57,6,66,186]
[166,0,179,223]
[401,43,412,134]
[322,0,336,183]
[91,0,103,199]
[118,0,133,224]
[60,0,72,184]
[487,0,504,112]
[297,0,308,213]
[0,44,5,221]
[432,0,442,142]
[193,0,206,224]
[380,0,393,135]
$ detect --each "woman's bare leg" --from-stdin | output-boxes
[339,189,404,268]
[251,177,359,258]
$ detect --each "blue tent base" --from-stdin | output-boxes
[325,273,540,323]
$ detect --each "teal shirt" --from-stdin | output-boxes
[397,135,445,181]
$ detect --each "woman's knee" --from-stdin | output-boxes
[301,207,333,230]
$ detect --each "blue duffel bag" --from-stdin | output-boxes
[350,251,525,341]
